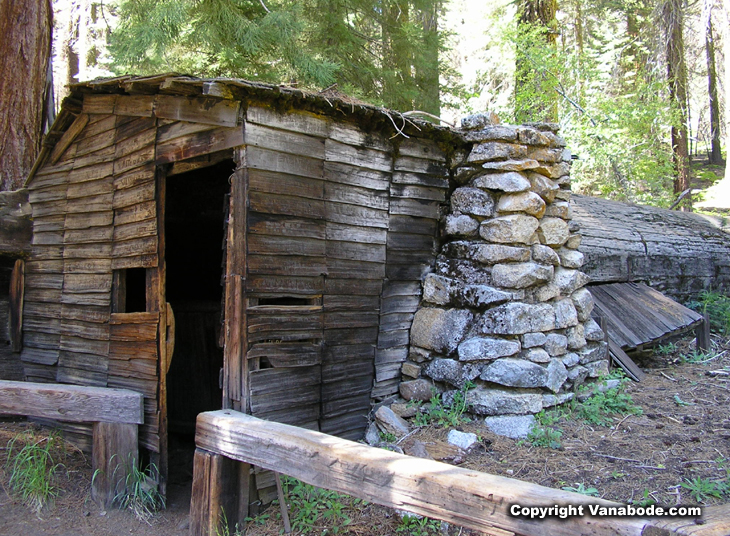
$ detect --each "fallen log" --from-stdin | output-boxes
[572,194,730,301]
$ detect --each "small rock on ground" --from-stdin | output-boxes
[447,429,479,450]
[483,414,536,439]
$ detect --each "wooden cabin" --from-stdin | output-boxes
[19,74,459,489]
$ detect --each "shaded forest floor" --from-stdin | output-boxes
[1,332,729,536]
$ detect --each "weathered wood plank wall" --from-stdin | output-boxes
[20,81,455,473]
[373,139,448,399]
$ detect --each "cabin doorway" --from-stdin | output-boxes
[164,159,233,436]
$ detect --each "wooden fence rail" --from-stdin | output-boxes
[192,410,729,536]
[0,380,144,507]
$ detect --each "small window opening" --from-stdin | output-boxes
[257,296,312,306]
[112,268,148,313]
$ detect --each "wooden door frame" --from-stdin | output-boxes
[154,165,169,494]
[222,147,248,413]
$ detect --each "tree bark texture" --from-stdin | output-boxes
[703,0,723,165]
[0,0,53,191]
[663,0,691,205]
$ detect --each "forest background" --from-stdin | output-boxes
[1,0,729,211]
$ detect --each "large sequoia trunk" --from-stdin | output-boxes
[572,194,730,302]
[0,0,53,191]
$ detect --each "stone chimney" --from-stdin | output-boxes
[401,113,607,418]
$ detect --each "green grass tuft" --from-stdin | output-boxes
[5,431,65,513]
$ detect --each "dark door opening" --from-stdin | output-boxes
[165,160,233,436]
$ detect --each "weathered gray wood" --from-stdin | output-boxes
[607,339,646,382]
[245,123,326,159]
[248,213,325,240]
[9,260,24,352]
[0,189,32,256]
[248,169,324,200]
[323,161,390,191]
[194,411,650,536]
[0,380,143,423]
[246,106,330,137]
[50,114,89,164]
[114,95,156,117]
[696,313,711,352]
[325,139,392,172]
[91,421,138,508]
[246,147,323,180]
[573,194,730,301]
[249,191,325,219]
[328,122,391,153]
[154,95,241,127]
[155,126,243,164]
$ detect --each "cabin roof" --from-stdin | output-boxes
[27,73,461,187]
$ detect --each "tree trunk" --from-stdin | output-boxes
[0,0,53,192]
[704,0,723,165]
[515,0,559,123]
[663,0,691,208]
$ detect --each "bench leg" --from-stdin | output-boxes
[191,448,249,536]
[92,422,138,508]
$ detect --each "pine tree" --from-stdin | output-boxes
[108,0,447,114]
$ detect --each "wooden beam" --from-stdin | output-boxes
[91,422,139,508]
[0,380,143,424]
[194,411,652,536]
[9,259,24,352]
[695,313,711,352]
[50,113,89,164]
[608,338,646,382]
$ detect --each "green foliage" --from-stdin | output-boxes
[631,489,657,507]
[680,476,727,503]
[572,378,642,427]
[525,423,562,449]
[562,482,600,497]
[396,514,441,536]
[508,22,563,123]
[673,394,693,407]
[280,476,365,534]
[680,349,719,364]
[112,461,165,522]
[415,381,474,428]
[379,431,398,443]
[5,431,64,513]
[654,342,678,356]
[471,1,679,207]
[687,291,730,336]
[217,509,245,536]
[108,0,454,114]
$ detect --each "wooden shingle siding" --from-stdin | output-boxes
[21,77,463,464]
[372,140,448,399]
[242,108,327,443]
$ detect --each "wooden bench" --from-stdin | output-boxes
[190,410,730,536]
[0,380,144,507]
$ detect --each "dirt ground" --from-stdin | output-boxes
[1,332,728,536]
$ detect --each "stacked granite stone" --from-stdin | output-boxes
[400,113,608,417]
